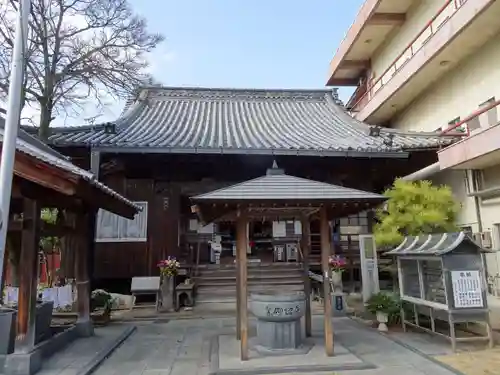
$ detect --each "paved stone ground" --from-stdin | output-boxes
[36,325,133,375]
[88,316,459,375]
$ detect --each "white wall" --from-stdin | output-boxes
[430,170,478,229]
[389,34,500,278]
[480,165,500,278]
[371,0,447,81]
[392,36,500,132]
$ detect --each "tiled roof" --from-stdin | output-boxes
[384,232,490,256]
[192,164,387,202]
[0,113,140,212]
[47,87,453,156]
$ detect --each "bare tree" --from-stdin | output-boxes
[0,0,163,140]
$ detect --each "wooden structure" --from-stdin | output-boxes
[38,87,451,287]
[191,163,387,359]
[385,232,494,351]
[0,125,139,361]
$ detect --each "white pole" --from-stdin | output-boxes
[0,0,31,290]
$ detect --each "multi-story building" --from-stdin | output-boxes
[326,0,500,289]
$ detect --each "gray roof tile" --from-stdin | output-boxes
[0,113,140,212]
[192,165,387,202]
[384,232,489,256]
[47,87,454,155]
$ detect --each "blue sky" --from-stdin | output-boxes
[130,0,364,103]
[21,0,364,125]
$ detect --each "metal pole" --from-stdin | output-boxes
[0,0,31,289]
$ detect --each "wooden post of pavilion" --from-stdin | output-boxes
[301,216,312,337]
[236,208,248,360]
[320,206,334,356]
[16,198,41,351]
[236,229,241,341]
[75,212,93,336]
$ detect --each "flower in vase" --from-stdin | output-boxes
[328,255,347,273]
[157,256,181,277]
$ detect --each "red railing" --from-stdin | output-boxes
[351,0,468,111]
[440,99,500,137]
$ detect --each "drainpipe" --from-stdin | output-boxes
[400,162,440,181]
[471,169,483,232]
[470,169,491,292]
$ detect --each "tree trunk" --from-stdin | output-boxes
[38,98,53,141]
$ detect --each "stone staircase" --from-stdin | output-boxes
[193,263,304,312]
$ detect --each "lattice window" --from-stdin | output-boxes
[95,202,148,242]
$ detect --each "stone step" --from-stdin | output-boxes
[195,273,302,283]
[196,267,303,277]
[197,279,303,288]
[197,269,303,276]
[196,284,304,299]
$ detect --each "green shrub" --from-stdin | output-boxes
[366,292,401,317]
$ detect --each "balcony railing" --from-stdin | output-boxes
[440,99,500,137]
[351,0,468,111]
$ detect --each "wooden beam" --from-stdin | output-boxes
[301,216,312,338]
[338,60,370,70]
[320,206,334,356]
[13,152,77,196]
[8,219,75,237]
[16,199,40,351]
[15,178,84,211]
[368,13,406,26]
[236,209,249,360]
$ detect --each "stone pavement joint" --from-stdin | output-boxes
[33,324,136,375]
[84,317,463,375]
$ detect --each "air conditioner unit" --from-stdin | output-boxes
[481,231,493,249]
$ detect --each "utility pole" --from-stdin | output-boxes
[0,0,32,290]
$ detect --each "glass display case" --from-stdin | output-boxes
[385,232,494,351]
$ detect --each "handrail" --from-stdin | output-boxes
[440,99,500,137]
[350,0,467,111]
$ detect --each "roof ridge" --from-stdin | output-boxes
[141,85,335,94]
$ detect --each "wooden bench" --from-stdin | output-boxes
[130,276,161,311]
[175,282,195,311]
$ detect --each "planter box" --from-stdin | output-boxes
[35,301,54,344]
[0,308,16,354]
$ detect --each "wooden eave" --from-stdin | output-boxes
[191,199,385,225]
[11,151,136,219]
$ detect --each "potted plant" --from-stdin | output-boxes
[157,257,180,311]
[328,255,346,292]
[91,289,113,324]
[366,292,401,332]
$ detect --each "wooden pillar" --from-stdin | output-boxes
[320,206,334,356]
[75,212,93,336]
[301,216,312,338]
[16,199,40,351]
[236,209,248,360]
[236,235,241,340]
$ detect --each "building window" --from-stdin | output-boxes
[95,202,148,242]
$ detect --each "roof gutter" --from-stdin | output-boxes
[90,146,409,158]
[400,162,440,181]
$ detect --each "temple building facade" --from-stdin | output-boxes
[326,0,500,291]
[47,86,447,296]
